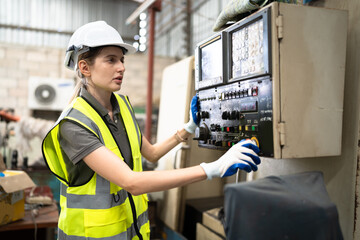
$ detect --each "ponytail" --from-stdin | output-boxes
[67,46,107,103]
[68,80,81,104]
[68,69,88,104]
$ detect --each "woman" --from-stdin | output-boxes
[42,21,260,240]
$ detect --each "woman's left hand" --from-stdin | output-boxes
[184,95,199,134]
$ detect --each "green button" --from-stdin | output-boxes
[252,126,256,131]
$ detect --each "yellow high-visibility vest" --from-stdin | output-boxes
[42,94,150,240]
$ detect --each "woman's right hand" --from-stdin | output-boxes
[200,139,261,180]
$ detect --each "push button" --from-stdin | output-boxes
[252,86,258,96]
[243,90,248,97]
[216,124,221,131]
[215,141,222,146]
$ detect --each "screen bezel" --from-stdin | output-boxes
[195,32,228,90]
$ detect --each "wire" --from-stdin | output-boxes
[236,169,240,183]
[28,204,38,240]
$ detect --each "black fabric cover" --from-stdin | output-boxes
[223,171,343,240]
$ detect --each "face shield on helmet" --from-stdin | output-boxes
[64,21,136,71]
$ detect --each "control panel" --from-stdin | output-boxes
[193,3,347,158]
[193,8,272,156]
[194,76,274,157]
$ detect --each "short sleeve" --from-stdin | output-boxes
[59,121,104,164]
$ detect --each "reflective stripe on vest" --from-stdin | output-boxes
[58,208,149,240]
[60,181,128,209]
[42,94,149,240]
[67,108,105,144]
[118,95,141,147]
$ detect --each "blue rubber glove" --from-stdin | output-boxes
[184,95,199,134]
[200,139,261,180]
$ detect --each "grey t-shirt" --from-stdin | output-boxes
[58,88,136,185]
[59,121,103,164]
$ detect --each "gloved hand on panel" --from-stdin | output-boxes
[200,139,260,180]
[184,95,199,134]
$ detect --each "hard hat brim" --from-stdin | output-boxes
[65,21,138,70]
[87,42,137,55]
[64,42,137,70]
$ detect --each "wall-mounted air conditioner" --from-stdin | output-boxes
[28,77,75,111]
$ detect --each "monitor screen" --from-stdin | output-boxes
[231,18,266,79]
[200,37,222,82]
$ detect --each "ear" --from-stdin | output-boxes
[78,60,91,77]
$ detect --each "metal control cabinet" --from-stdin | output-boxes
[194,3,348,158]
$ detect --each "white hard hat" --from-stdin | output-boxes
[64,21,136,70]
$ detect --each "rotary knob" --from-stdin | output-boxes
[230,111,238,120]
[201,111,209,119]
[193,123,210,141]
[196,112,201,120]
[222,111,229,120]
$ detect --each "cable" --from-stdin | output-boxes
[28,204,39,240]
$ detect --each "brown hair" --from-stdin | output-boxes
[69,46,106,103]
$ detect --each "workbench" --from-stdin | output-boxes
[0,203,58,240]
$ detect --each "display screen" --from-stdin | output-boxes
[200,37,222,82]
[231,18,265,79]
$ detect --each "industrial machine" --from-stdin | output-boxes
[194,2,348,158]
[155,2,348,237]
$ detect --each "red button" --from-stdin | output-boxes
[252,87,258,96]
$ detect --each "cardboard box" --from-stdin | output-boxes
[202,208,226,238]
[0,169,36,226]
[196,223,225,240]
